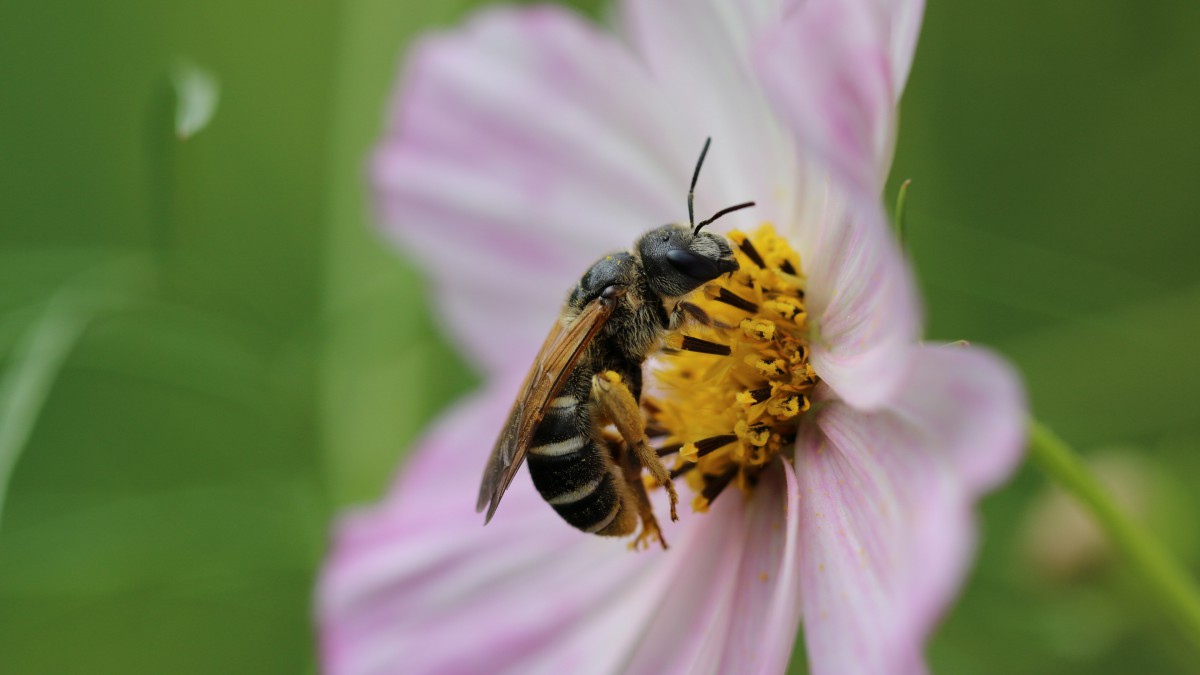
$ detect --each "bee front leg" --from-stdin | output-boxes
[591,371,679,522]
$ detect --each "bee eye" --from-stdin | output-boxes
[666,248,719,281]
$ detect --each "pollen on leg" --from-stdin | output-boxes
[650,224,818,511]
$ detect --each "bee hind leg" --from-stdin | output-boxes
[591,371,679,523]
[622,448,668,550]
[599,431,666,550]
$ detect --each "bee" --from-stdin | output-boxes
[476,139,754,549]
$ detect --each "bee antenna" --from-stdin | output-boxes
[694,201,756,234]
[688,137,712,231]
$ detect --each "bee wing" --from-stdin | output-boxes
[476,296,615,523]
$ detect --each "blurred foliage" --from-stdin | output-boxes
[0,0,1198,673]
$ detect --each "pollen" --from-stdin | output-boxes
[740,318,776,341]
[651,224,817,510]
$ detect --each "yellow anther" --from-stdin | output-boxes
[751,431,771,447]
[796,362,816,384]
[778,272,806,292]
[767,395,801,419]
[649,224,819,514]
[735,420,771,447]
[740,318,777,341]
[789,344,809,363]
[748,356,786,377]
[763,298,803,321]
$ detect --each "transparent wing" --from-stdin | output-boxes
[476,297,615,523]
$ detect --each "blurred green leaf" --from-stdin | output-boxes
[998,283,1200,446]
[0,479,316,595]
[0,260,150,528]
[315,0,609,510]
[317,0,481,509]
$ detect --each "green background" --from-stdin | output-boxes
[1,0,1198,672]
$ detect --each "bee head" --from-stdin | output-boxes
[638,223,740,298]
[637,137,754,298]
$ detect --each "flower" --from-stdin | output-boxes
[317,0,1027,673]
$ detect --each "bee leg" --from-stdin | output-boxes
[621,450,668,550]
[599,432,667,550]
[591,371,680,522]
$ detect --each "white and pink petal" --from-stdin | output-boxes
[795,403,963,675]
[621,459,803,675]
[793,343,1024,675]
[801,192,921,410]
[891,344,1028,493]
[619,0,799,231]
[753,0,926,195]
[319,375,659,675]
[319,373,806,675]
[373,6,696,376]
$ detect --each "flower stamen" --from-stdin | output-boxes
[656,442,682,457]
[664,334,733,356]
[732,234,767,268]
[651,224,818,510]
[679,434,739,462]
[708,287,759,313]
[694,467,739,513]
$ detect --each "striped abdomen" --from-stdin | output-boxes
[525,391,634,535]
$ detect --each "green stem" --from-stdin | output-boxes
[1028,421,1200,649]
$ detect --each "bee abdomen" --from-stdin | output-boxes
[526,399,626,533]
[527,441,621,532]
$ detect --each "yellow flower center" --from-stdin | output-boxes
[649,223,818,512]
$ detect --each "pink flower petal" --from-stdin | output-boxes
[803,192,921,410]
[373,6,692,376]
[622,459,802,675]
[753,0,925,194]
[617,0,923,409]
[319,374,806,674]
[721,459,804,674]
[892,344,1028,492]
[795,412,961,675]
[865,0,926,93]
[319,374,655,675]
[793,345,1024,675]
[619,0,799,230]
